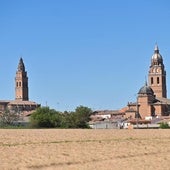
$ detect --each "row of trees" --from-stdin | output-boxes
[1,106,170,129]
[0,106,93,128]
[30,106,92,128]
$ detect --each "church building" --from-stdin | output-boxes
[0,58,40,115]
[125,45,170,119]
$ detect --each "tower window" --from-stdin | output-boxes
[151,77,153,84]
[19,82,21,87]
[157,77,159,84]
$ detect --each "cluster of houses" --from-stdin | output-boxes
[89,110,170,129]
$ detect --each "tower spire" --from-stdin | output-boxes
[154,44,159,54]
[15,58,29,101]
[18,57,25,72]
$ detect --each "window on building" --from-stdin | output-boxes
[151,77,153,84]
[157,77,159,84]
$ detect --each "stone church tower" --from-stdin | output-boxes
[15,58,29,101]
[148,45,167,98]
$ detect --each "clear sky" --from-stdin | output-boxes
[0,0,170,111]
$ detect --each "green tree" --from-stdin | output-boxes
[71,106,92,128]
[75,105,92,121]
[30,107,62,128]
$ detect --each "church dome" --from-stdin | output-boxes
[152,52,162,61]
[138,83,154,95]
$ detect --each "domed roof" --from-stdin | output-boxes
[138,83,154,95]
[152,53,162,61]
[151,45,162,62]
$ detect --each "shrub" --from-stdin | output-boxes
[159,122,170,129]
[30,107,62,128]
[0,109,19,127]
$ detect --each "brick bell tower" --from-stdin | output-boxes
[148,45,167,98]
[15,58,29,101]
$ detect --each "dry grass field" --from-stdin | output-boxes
[0,129,170,170]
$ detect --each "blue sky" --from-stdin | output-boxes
[0,0,170,111]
